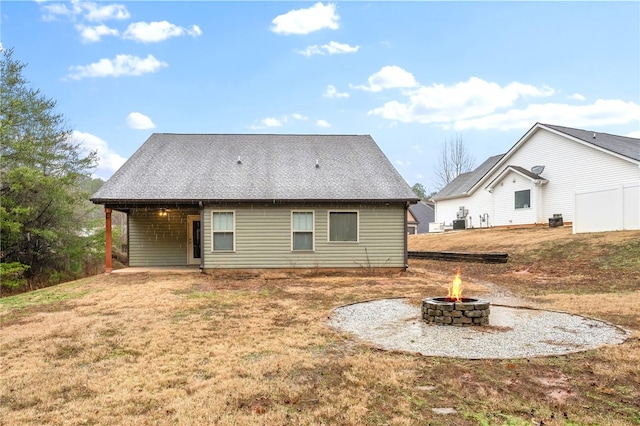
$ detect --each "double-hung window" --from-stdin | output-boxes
[328,211,358,242]
[292,211,314,251]
[514,190,531,209]
[212,211,234,251]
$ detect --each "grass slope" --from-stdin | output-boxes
[1,227,639,425]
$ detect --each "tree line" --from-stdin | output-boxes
[1,48,104,294]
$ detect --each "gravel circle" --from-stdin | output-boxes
[329,298,629,359]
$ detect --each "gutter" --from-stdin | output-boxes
[92,198,421,205]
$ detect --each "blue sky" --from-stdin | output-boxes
[2,1,639,192]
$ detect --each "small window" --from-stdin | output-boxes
[292,211,314,251]
[329,211,358,242]
[212,211,234,251]
[515,190,531,209]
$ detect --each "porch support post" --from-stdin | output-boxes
[199,201,205,270]
[404,202,409,270]
[105,207,113,273]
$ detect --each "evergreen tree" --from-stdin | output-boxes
[411,183,427,200]
[1,48,97,289]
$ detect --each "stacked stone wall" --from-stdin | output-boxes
[422,298,490,327]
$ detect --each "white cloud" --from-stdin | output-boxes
[82,2,130,22]
[251,117,285,130]
[627,130,640,138]
[323,41,359,54]
[76,24,119,43]
[316,119,331,127]
[68,54,168,79]
[323,85,349,98]
[351,65,418,92]
[126,112,156,130]
[123,21,202,43]
[271,2,339,35]
[41,1,129,22]
[297,45,324,57]
[72,130,127,178]
[41,2,80,21]
[369,76,554,124]
[453,99,640,131]
[250,113,313,129]
[568,93,586,101]
[298,41,359,57]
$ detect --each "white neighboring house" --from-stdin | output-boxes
[433,123,640,233]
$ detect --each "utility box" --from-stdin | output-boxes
[549,213,564,227]
[453,219,466,230]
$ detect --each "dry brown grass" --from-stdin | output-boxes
[1,227,639,425]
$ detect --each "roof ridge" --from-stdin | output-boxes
[543,123,639,140]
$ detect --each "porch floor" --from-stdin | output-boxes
[111,266,202,274]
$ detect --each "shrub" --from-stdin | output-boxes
[0,262,30,291]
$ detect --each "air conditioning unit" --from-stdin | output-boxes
[429,222,445,233]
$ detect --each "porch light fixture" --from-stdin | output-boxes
[159,208,168,217]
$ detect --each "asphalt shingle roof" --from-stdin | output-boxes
[432,154,504,200]
[544,124,640,162]
[408,201,435,233]
[508,165,545,181]
[91,134,418,203]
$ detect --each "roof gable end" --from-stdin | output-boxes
[485,165,548,191]
[465,122,639,195]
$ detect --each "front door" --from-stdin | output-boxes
[187,215,202,265]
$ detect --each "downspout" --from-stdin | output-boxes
[404,202,409,269]
[199,201,204,271]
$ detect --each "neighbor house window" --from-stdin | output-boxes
[329,211,358,242]
[292,211,314,251]
[515,190,531,209]
[212,211,234,251]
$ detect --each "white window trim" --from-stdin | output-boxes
[291,210,315,252]
[327,210,359,243]
[514,189,531,210]
[211,210,235,252]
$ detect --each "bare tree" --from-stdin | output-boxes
[433,135,475,191]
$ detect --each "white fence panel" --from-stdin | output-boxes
[573,185,640,233]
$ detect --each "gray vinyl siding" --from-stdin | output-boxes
[129,208,199,266]
[203,203,406,269]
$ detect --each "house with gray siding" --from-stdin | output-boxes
[91,134,419,271]
[433,123,640,232]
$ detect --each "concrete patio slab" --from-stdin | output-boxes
[111,266,202,274]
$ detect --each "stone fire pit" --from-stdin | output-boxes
[422,297,490,326]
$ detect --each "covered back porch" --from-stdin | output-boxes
[103,203,204,272]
